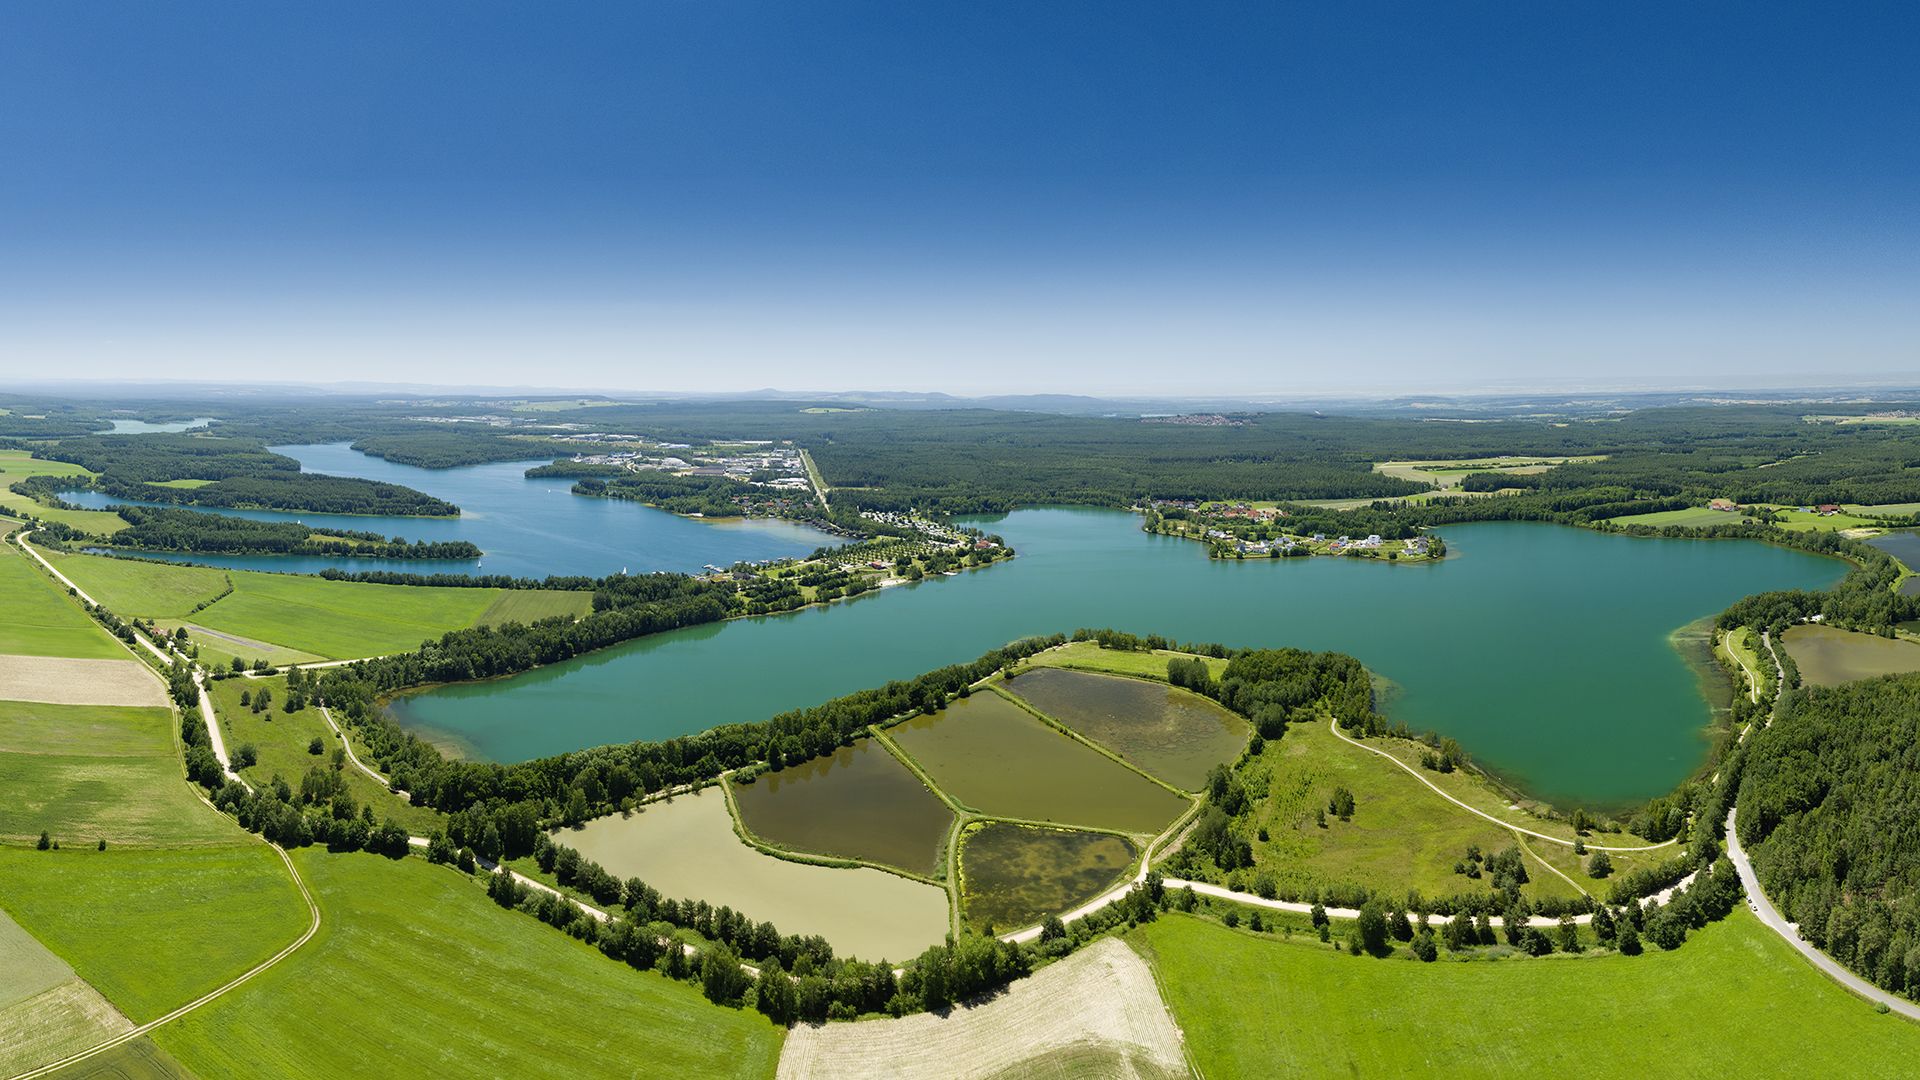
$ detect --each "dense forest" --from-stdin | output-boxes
[28,433,458,516]
[1737,674,1920,1000]
[72,506,481,559]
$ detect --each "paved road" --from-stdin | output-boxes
[1725,807,1920,1021]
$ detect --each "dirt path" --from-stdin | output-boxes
[1328,719,1675,853]
[318,704,407,798]
[777,938,1187,1080]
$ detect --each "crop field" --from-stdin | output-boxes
[0,907,141,1078]
[1374,456,1601,491]
[558,788,950,961]
[1605,505,1742,529]
[959,822,1136,934]
[1024,640,1230,682]
[0,450,127,534]
[153,849,784,1080]
[887,694,1190,835]
[0,844,309,1023]
[35,1038,194,1080]
[475,588,595,626]
[207,677,445,835]
[1782,624,1920,687]
[1001,668,1247,791]
[0,533,128,660]
[1845,502,1920,518]
[1229,719,1656,903]
[1134,910,1920,1078]
[0,701,243,848]
[776,938,1186,1080]
[732,738,953,876]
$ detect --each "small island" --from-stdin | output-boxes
[1139,500,1445,562]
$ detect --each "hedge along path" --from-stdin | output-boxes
[1328,719,1677,853]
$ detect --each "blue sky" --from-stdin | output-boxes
[3,3,1915,394]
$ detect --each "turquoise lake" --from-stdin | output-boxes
[389,507,1843,809]
[63,442,839,578]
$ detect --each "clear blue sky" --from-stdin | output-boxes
[3,3,1915,394]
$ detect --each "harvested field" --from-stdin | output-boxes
[0,906,135,1077]
[0,654,166,707]
[775,937,1187,1080]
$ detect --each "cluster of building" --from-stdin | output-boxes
[1139,413,1246,426]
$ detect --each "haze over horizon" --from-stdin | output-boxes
[4,3,1916,392]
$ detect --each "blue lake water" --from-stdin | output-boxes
[63,442,839,578]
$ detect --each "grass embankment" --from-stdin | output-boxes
[42,549,589,661]
[0,528,128,660]
[153,850,785,1079]
[0,701,245,848]
[0,450,127,534]
[1134,910,1920,1078]
[1228,719,1658,903]
[205,677,445,835]
[0,844,310,1023]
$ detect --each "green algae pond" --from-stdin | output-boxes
[1002,667,1248,791]
[887,693,1190,835]
[1781,623,1920,686]
[553,788,950,961]
[960,822,1137,933]
[731,739,954,877]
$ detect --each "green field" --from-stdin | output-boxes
[0,843,309,1023]
[959,822,1135,933]
[207,677,445,835]
[43,550,506,659]
[476,588,595,626]
[1219,718,1655,903]
[1771,506,1885,532]
[1605,505,1743,529]
[889,694,1191,835]
[0,701,245,848]
[154,850,785,1079]
[0,531,128,660]
[1844,502,1920,518]
[0,450,127,534]
[1024,640,1230,682]
[1782,624,1920,687]
[1134,910,1920,1078]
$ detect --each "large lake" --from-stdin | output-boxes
[64,442,840,578]
[390,507,1842,809]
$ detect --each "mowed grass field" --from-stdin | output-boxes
[207,676,445,835]
[1134,910,1920,1078]
[1605,505,1742,529]
[0,701,243,848]
[0,450,127,534]
[42,549,591,660]
[0,530,128,660]
[155,850,785,1079]
[0,843,309,1023]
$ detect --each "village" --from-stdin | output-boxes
[1138,498,1443,562]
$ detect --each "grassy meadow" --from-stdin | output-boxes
[1605,505,1741,529]
[1224,718,1655,904]
[154,850,785,1079]
[476,588,595,626]
[0,844,309,1023]
[1023,640,1230,682]
[0,701,243,848]
[1134,910,1920,1078]
[206,676,445,835]
[0,531,128,660]
[0,450,127,534]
